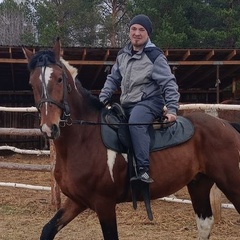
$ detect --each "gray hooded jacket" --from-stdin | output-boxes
[99,39,180,115]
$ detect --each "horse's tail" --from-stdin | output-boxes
[229,122,240,133]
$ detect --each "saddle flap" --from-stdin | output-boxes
[104,102,127,130]
[100,105,128,153]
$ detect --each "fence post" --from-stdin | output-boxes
[210,184,222,223]
[50,140,61,210]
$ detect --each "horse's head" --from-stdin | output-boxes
[23,38,74,139]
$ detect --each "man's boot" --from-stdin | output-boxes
[138,167,154,183]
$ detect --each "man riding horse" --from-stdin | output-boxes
[99,14,180,183]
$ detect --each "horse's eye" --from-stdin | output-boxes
[57,77,63,84]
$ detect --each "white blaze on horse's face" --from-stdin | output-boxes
[39,66,53,115]
[34,65,62,139]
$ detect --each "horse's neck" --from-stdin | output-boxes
[54,102,100,163]
[55,81,101,147]
[69,90,99,121]
[57,90,98,143]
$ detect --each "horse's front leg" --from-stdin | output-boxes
[95,200,119,240]
[40,197,86,240]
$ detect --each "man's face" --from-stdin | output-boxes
[129,24,149,50]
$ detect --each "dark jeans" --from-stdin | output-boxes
[123,98,164,170]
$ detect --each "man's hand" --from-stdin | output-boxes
[165,113,177,122]
[101,99,112,109]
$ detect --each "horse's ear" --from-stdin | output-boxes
[22,47,33,63]
[53,37,61,62]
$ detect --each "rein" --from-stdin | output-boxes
[59,118,176,127]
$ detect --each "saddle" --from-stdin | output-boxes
[101,103,194,154]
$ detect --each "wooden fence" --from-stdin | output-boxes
[0,105,47,149]
[0,106,61,210]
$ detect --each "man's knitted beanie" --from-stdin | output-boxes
[129,14,152,35]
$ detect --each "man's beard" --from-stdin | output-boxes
[132,39,143,47]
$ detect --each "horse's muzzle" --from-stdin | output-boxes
[40,123,60,139]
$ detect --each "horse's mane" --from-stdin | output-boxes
[75,79,103,110]
[28,50,56,70]
[60,58,78,80]
[61,58,103,110]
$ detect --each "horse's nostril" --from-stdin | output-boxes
[52,124,58,132]
[51,124,60,138]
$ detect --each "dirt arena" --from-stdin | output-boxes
[0,153,240,240]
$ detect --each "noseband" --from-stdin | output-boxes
[35,54,71,120]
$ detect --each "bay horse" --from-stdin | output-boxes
[23,38,240,240]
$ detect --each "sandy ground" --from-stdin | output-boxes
[0,153,240,240]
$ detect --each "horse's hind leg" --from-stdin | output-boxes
[187,174,214,240]
[40,197,86,240]
[216,170,240,214]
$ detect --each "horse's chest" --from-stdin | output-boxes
[54,166,87,197]
[54,166,72,192]
[56,174,80,198]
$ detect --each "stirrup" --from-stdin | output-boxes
[130,176,154,220]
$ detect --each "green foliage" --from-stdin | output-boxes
[0,0,33,45]
[22,0,100,46]
[1,0,240,48]
[128,0,240,48]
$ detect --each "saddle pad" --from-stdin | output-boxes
[101,110,194,153]
[150,116,194,152]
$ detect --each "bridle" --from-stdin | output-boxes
[34,55,71,121]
